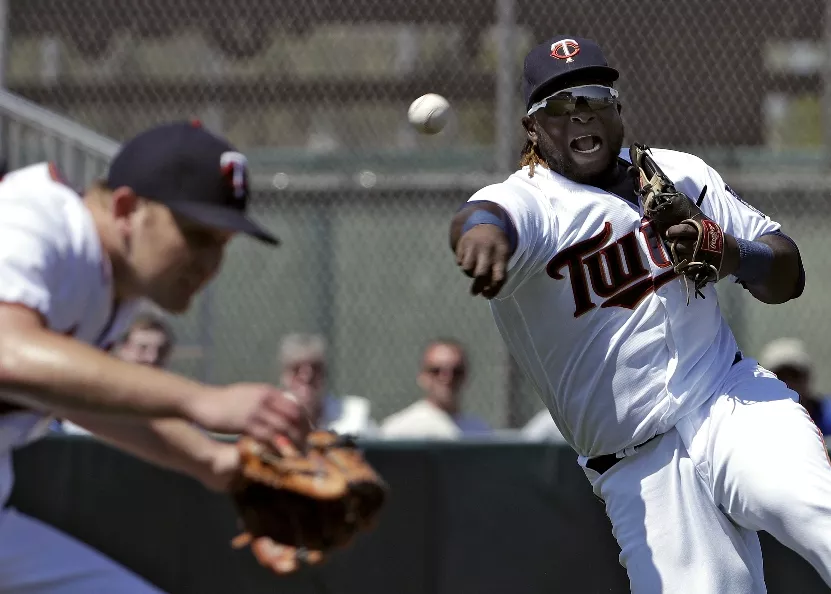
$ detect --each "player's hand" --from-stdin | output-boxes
[454,225,511,299]
[665,224,740,278]
[190,383,310,445]
[664,223,700,263]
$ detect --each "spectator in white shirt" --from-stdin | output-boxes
[381,338,491,440]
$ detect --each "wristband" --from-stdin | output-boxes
[461,209,518,253]
[734,237,774,284]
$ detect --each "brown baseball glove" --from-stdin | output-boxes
[629,142,725,304]
[229,430,388,575]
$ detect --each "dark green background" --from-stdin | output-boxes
[8,437,828,593]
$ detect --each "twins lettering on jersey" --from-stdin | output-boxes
[547,220,678,317]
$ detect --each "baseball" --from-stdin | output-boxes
[407,93,451,135]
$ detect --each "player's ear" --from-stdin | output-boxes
[110,186,139,212]
[109,186,139,234]
[522,116,538,144]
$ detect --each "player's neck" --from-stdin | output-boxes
[592,160,632,191]
[81,194,137,303]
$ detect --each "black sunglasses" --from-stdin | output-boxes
[528,84,619,117]
[425,365,466,377]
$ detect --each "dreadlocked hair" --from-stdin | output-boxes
[519,139,546,178]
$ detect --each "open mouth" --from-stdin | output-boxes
[570,135,602,154]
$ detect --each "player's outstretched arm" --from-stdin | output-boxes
[0,304,307,443]
[449,202,517,299]
[63,413,240,492]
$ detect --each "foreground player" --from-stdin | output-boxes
[0,121,308,592]
[449,36,831,593]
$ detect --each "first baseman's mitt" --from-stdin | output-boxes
[229,430,388,575]
[629,142,724,304]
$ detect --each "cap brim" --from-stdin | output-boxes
[529,65,620,108]
[165,201,280,246]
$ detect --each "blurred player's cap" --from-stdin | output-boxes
[759,337,813,373]
[522,35,619,111]
[106,120,279,246]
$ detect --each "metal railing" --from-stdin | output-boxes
[0,87,117,188]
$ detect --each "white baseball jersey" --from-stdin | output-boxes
[469,148,780,458]
[0,162,140,503]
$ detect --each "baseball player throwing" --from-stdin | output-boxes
[0,121,309,591]
[450,35,830,593]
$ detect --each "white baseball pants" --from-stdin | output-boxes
[581,358,831,593]
[0,506,164,593]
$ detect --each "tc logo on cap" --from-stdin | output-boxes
[550,39,580,62]
[220,151,249,201]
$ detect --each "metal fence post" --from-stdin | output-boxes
[0,0,8,89]
[494,0,516,175]
[825,0,831,169]
[0,0,8,161]
[494,0,526,427]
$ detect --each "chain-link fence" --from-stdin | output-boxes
[4,0,831,428]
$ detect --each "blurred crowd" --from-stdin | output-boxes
[54,312,498,441]
[54,313,831,443]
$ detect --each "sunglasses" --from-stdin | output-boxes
[425,365,466,377]
[527,85,619,117]
[286,360,325,374]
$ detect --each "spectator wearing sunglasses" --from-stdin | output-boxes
[278,332,378,437]
[380,338,491,440]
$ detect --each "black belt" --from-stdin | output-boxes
[586,351,743,475]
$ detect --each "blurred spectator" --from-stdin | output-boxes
[59,312,175,435]
[522,408,569,443]
[759,337,831,435]
[380,338,491,440]
[110,313,175,368]
[278,333,378,437]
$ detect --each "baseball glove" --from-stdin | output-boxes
[229,429,389,575]
[629,142,724,304]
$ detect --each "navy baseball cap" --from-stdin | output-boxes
[106,120,279,246]
[522,36,619,111]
